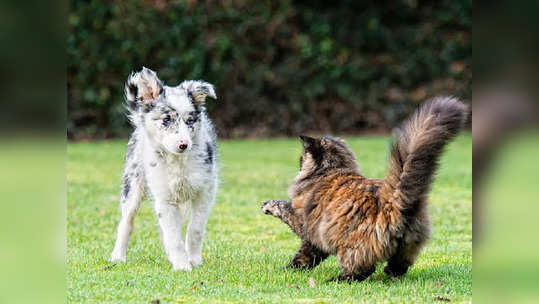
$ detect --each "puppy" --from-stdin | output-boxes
[110,67,218,271]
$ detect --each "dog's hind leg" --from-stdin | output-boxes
[261,200,304,235]
[110,170,145,263]
[186,183,216,267]
[155,201,191,271]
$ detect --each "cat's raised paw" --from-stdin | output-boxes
[261,200,282,217]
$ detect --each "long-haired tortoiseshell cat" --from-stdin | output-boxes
[261,97,468,282]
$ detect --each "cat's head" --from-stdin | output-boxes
[296,135,360,180]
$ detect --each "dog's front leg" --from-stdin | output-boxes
[186,186,216,267]
[110,169,144,263]
[155,201,191,271]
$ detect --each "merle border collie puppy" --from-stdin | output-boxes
[110,67,218,271]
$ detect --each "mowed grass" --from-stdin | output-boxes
[67,134,472,303]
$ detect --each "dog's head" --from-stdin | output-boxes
[125,67,216,154]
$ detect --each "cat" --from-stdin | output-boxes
[262,97,468,282]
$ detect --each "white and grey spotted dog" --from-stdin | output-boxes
[110,67,218,271]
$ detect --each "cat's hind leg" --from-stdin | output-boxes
[330,248,376,283]
[384,237,427,277]
[385,210,430,277]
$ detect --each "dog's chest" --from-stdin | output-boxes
[144,149,214,204]
[164,157,210,202]
[165,161,210,195]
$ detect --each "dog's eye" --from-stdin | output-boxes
[162,115,171,125]
[183,111,199,126]
[185,117,195,125]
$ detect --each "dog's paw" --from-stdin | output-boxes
[189,255,203,267]
[172,261,193,272]
[109,252,126,263]
[261,200,282,217]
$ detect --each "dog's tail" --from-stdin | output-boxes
[379,97,468,228]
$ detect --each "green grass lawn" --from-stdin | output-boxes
[67,134,472,303]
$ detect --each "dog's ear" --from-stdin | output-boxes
[181,80,217,105]
[125,67,163,111]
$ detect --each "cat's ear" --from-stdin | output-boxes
[181,80,217,105]
[125,67,163,111]
[299,135,317,150]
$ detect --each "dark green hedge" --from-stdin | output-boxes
[68,0,471,139]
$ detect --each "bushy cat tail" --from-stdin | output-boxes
[380,97,468,228]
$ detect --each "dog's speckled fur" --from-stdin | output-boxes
[262,97,467,282]
[110,67,218,271]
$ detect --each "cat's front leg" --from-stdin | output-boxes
[262,200,304,235]
[286,241,328,269]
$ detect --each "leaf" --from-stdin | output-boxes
[390,276,399,282]
[436,280,443,287]
[450,61,466,74]
[308,277,316,288]
[151,300,160,304]
[385,88,404,101]
[435,296,451,302]
[191,281,204,290]
[98,209,106,217]
[410,87,427,102]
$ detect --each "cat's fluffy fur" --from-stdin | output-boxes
[262,97,468,282]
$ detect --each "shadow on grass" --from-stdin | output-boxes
[278,261,465,287]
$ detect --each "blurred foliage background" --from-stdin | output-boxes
[68,0,471,139]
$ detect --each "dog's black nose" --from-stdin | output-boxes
[179,143,188,150]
